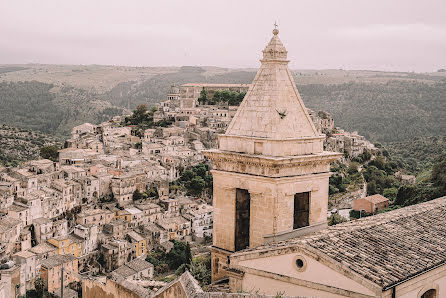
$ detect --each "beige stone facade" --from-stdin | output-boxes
[203,28,341,282]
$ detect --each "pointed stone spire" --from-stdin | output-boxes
[221,27,321,156]
[262,27,288,62]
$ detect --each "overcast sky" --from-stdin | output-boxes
[1,0,445,72]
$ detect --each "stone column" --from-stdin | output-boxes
[249,191,274,248]
[275,192,294,233]
[213,185,236,252]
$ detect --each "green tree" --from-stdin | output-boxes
[166,241,190,269]
[189,255,211,286]
[132,189,142,201]
[431,155,446,193]
[198,88,208,105]
[383,187,398,202]
[188,176,206,195]
[347,162,359,175]
[328,213,347,226]
[40,145,59,161]
[185,242,192,265]
[34,278,45,297]
[135,104,148,116]
[394,185,416,206]
[150,105,158,113]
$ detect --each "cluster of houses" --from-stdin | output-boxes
[0,82,381,297]
[0,96,218,296]
[157,83,378,159]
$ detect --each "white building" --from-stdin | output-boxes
[185,204,213,239]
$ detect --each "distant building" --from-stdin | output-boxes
[111,257,154,281]
[184,204,213,239]
[39,254,78,294]
[353,194,390,214]
[395,171,416,185]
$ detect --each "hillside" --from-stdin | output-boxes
[0,125,61,167]
[0,64,445,142]
[384,136,446,174]
[0,81,125,136]
[299,81,446,142]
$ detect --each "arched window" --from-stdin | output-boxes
[420,289,436,298]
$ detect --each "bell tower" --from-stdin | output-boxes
[203,27,342,282]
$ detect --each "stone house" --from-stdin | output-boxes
[142,142,165,155]
[29,159,57,175]
[47,234,83,257]
[76,208,114,228]
[395,171,417,185]
[0,218,22,258]
[124,207,145,227]
[353,194,390,214]
[126,231,147,257]
[156,216,191,241]
[139,223,169,251]
[61,165,86,180]
[111,172,148,207]
[112,257,154,281]
[159,198,180,215]
[7,203,31,227]
[12,250,37,292]
[185,204,213,239]
[10,168,38,194]
[52,219,68,239]
[0,264,22,298]
[33,217,53,244]
[94,172,113,198]
[76,176,100,202]
[51,179,73,211]
[135,203,163,223]
[73,224,98,255]
[71,122,97,138]
[29,242,57,261]
[17,192,43,221]
[103,220,128,239]
[39,254,78,294]
[100,239,134,272]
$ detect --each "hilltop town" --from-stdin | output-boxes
[0,75,379,296]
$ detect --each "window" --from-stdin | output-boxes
[293,192,310,229]
[421,289,436,298]
[235,188,250,251]
[293,255,307,272]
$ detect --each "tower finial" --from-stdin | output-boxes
[273,21,279,35]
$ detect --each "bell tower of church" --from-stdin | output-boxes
[203,27,342,282]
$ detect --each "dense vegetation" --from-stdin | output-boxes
[122,104,173,133]
[300,81,446,142]
[198,88,246,106]
[145,240,211,286]
[0,125,60,167]
[361,152,445,210]
[329,161,364,196]
[171,163,213,197]
[1,66,445,145]
[384,136,446,174]
[0,81,124,137]
[0,81,63,132]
